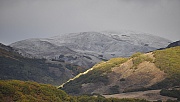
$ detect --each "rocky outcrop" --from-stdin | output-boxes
[167,40,180,48]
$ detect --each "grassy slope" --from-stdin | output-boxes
[152,46,180,88]
[62,46,180,94]
[61,58,128,94]
[0,80,149,102]
[0,80,71,102]
[0,46,84,86]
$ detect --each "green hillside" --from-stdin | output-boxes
[0,80,149,102]
[0,45,84,86]
[0,80,70,102]
[61,46,180,95]
[152,46,180,88]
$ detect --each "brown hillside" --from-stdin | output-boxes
[62,52,168,95]
[62,47,180,95]
[81,53,166,94]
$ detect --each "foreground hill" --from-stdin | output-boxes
[0,80,70,102]
[10,31,171,68]
[61,46,180,95]
[0,43,85,85]
[0,80,149,102]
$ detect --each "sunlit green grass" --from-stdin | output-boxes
[0,80,149,102]
[153,46,180,88]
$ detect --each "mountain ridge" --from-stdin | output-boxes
[10,31,171,68]
[0,43,85,85]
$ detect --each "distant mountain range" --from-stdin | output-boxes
[10,30,171,68]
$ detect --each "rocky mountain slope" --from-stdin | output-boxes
[0,43,85,85]
[10,31,171,68]
[167,40,180,48]
[61,46,180,95]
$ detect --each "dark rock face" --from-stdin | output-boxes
[167,40,180,48]
[0,43,14,52]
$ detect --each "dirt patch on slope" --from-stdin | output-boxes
[73,52,167,95]
[108,52,166,93]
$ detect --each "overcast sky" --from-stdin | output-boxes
[0,0,180,45]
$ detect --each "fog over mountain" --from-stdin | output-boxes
[0,0,180,44]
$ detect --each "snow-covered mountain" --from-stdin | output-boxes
[10,31,171,68]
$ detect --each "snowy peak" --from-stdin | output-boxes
[102,31,171,48]
[10,30,171,68]
[49,31,171,49]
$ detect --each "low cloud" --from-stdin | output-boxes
[0,0,180,44]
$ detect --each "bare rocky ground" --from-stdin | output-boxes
[103,90,177,102]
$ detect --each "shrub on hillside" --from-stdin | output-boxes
[109,85,120,94]
[131,52,143,58]
[160,89,180,101]
[132,54,153,69]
